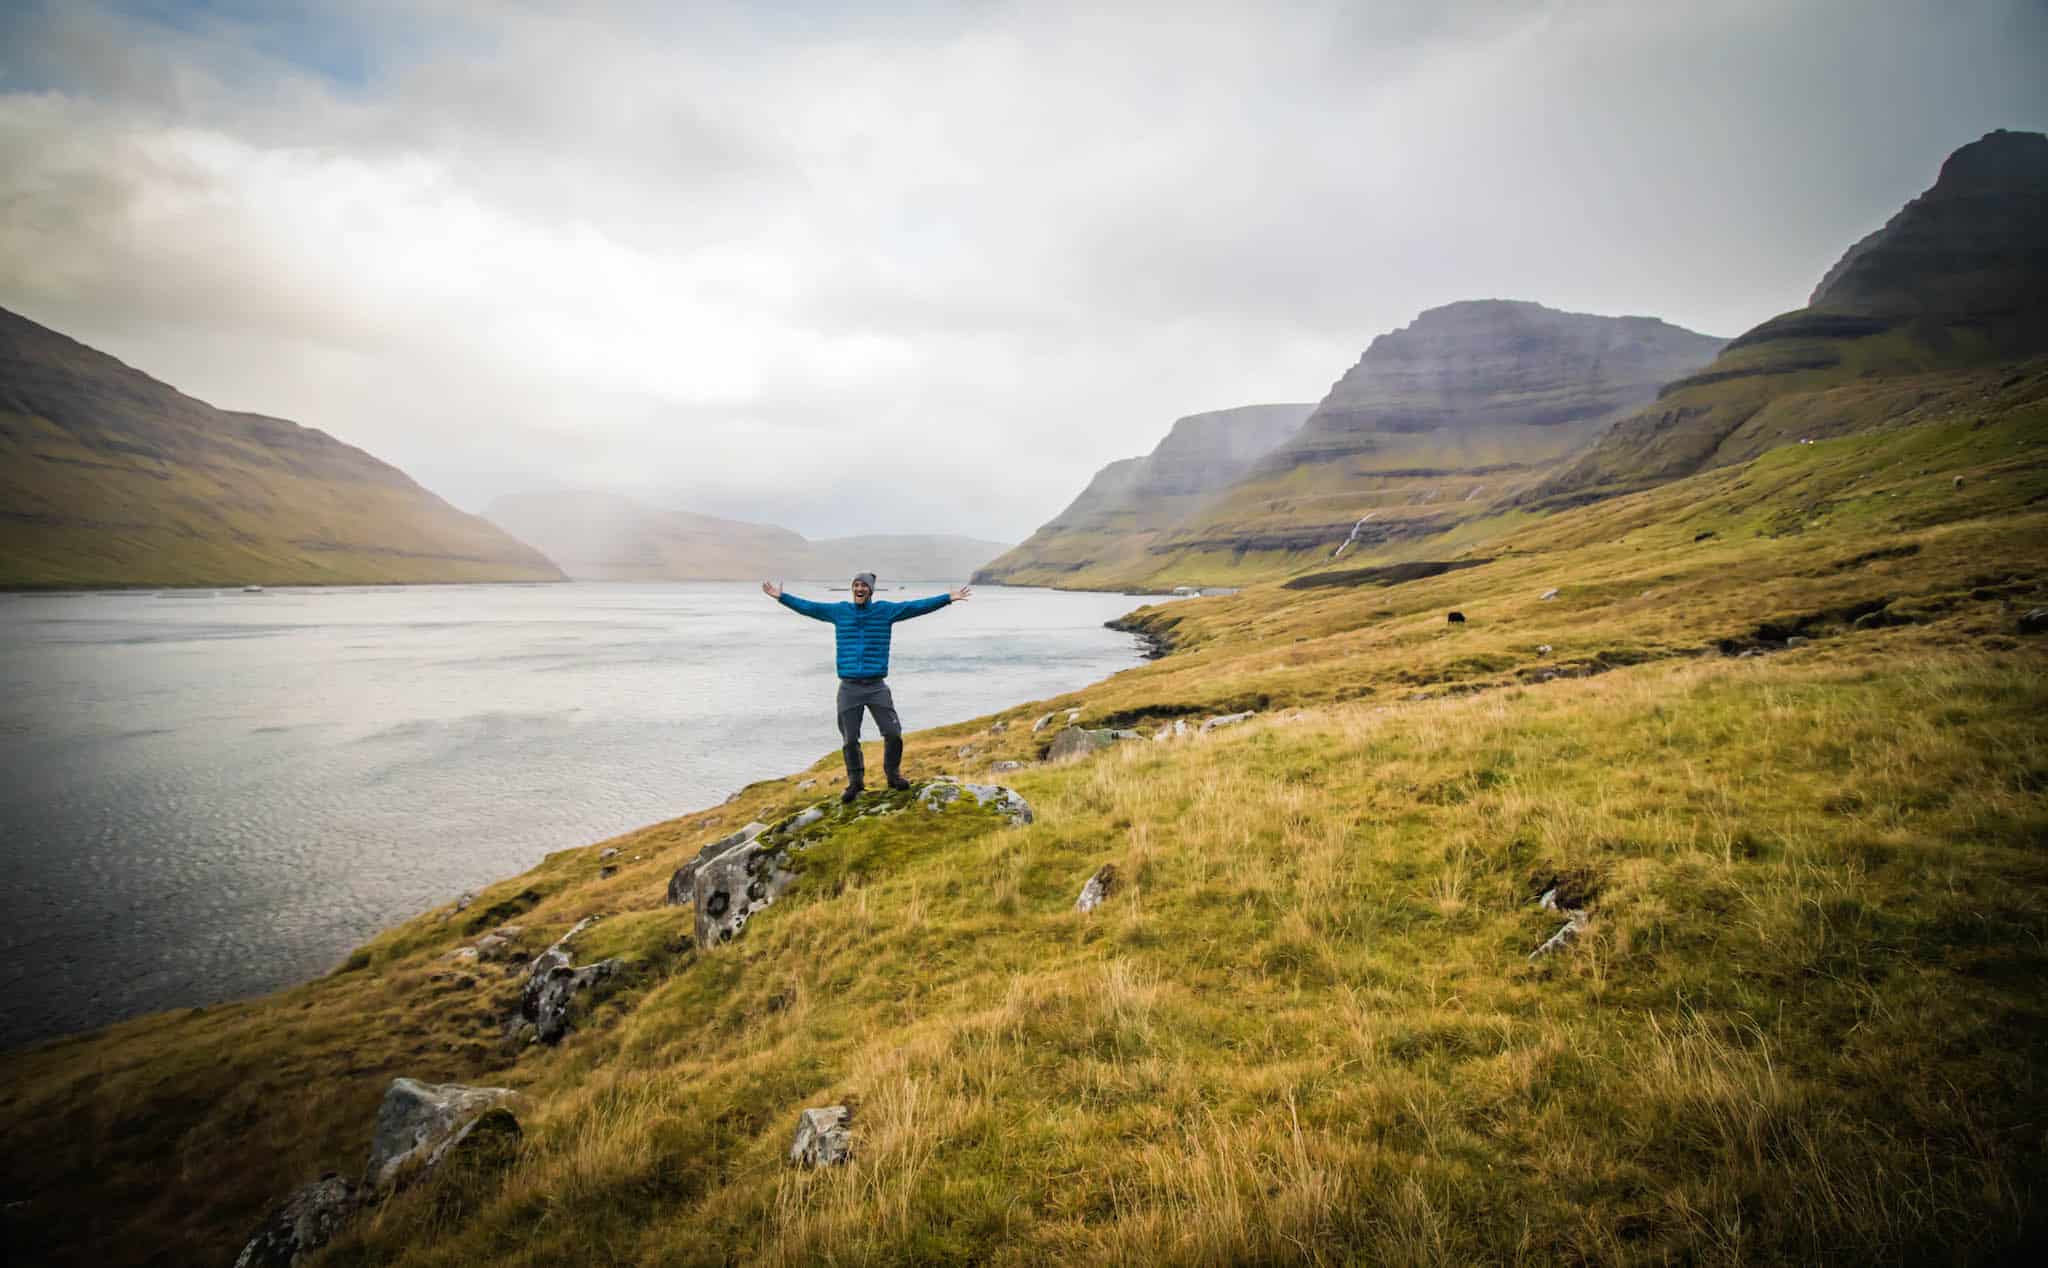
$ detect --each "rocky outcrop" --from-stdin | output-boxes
[0,306,566,589]
[975,403,1313,588]
[1046,726,1122,763]
[790,1106,853,1167]
[667,822,768,905]
[233,1175,358,1268]
[518,917,622,1043]
[363,1078,520,1191]
[1534,131,2048,506]
[916,777,1035,825]
[693,781,1033,949]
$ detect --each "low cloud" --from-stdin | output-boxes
[2,0,2043,539]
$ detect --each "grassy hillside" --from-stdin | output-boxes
[0,308,565,589]
[1,386,2044,1265]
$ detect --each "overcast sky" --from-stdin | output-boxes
[2,1,2043,541]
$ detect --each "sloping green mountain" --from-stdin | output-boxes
[1533,129,2048,506]
[973,402,1313,587]
[0,307,564,588]
[485,490,1010,582]
[1038,301,1723,588]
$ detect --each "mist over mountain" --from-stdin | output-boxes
[0,308,563,588]
[1537,129,2048,505]
[974,403,1313,587]
[484,490,1010,583]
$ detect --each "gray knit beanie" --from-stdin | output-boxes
[852,572,877,588]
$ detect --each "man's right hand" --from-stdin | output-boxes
[761,581,782,599]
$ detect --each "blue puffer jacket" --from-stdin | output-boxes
[779,590,952,679]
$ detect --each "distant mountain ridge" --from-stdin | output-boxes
[1535,129,2048,505]
[0,307,564,588]
[484,490,1010,582]
[974,403,1313,586]
[1003,302,1723,589]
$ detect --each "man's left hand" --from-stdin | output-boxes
[950,585,973,602]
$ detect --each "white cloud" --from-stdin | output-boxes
[2,0,2044,539]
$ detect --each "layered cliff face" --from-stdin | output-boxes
[1536,130,2048,505]
[486,490,1009,582]
[974,403,1312,586]
[1129,301,1724,582]
[0,308,565,588]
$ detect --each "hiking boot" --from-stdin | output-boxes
[840,783,864,804]
[884,736,909,790]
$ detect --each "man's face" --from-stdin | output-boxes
[852,579,873,603]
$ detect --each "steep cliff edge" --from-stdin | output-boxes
[0,307,564,588]
[1534,130,2048,506]
[974,403,1311,588]
[1133,301,1723,582]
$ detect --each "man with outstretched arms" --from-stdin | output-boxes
[763,572,971,802]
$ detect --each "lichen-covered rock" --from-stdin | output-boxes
[233,1174,357,1268]
[667,822,767,906]
[1076,864,1118,913]
[527,957,624,1042]
[518,916,624,1042]
[363,1079,518,1191]
[917,777,1033,825]
[694,834,798,948]
[1199,711,1255,733]
[789,1105,852,1167]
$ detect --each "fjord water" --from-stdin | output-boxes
[0,582,1152,1045]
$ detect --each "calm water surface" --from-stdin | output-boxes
[0,581,1154,1044]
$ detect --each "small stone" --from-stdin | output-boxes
[957,745,975,758]
[1536,644,1552,655]
[790,1106,852,1167]
[1031,712,1057,733]
[1047,726,1119,763]
[1199,711,1255,733]
[1540,588,1559,601]
[1953,475,1965,489]
[598,847,619,861]
[1076,864,1119,913]
[363,1078,518,1191]
[455,892,475,912]
[1786,636,1809,647]
[990,760,1024,772]
[988,720,1009,734]
[448,946,480,964]
[797,779,817,790]
[233,1174,358,1268]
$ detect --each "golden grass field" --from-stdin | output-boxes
[2,386,2044,1265]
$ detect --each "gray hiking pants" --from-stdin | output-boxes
[836,677,903,783]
